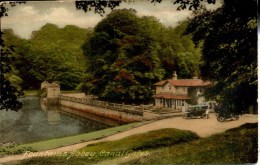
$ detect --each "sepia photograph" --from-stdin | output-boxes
[0,0,258,164]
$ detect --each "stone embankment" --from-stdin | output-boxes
[58,94,183,123]
[41,91,182,125]
[41,87,183,125]
[59,94,156,124]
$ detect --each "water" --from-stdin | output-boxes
[0,96,110,144]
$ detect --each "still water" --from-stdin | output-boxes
[0,96,110,144]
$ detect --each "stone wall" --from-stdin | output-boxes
[59,96,148,124]
[60,106,124,126]
[60,92,86,98]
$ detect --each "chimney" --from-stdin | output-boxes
[172,71,178,80]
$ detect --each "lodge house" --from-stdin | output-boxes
[153,72,211,110]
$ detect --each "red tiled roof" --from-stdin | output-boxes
[154,79,211,87]
[154,80,167,86]
[152,93,190,100]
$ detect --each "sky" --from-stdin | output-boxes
[1,0,222,39]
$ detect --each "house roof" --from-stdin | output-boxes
[41,82,60,89]
[154,79,211,87]
[41,81,50,89]
[49,82,60,87]
[41,81,50,85]
[152,93,190,100]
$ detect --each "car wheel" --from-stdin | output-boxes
[217,117,225,122]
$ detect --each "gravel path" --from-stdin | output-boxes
[0,113,257,164]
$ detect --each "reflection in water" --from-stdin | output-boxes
[47,110,61,125]
[0,96,110,144]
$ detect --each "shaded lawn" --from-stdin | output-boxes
[17,128,199,165]
[12,123,258,165]
[124,123,258,165]
[0,121,147,157]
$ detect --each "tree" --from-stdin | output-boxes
[75,0,217,14]
[28,23,91,90]
[3,24,92,90]
[0,41,23,111]
[77,0,257,114]
[0,2,25,111]
[2,0,255,112]
[82,9,165,103]
[159,22,201,79]
[185,0,257,113]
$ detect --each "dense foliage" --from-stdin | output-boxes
[81,9,201,103]
[0,2,25,111]
[75,0,217,15]
[3,24,92,90]
[186,0,257,113]
[0,0,257,110]
[0,34,23,111]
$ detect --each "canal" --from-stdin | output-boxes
[0,96,110,144]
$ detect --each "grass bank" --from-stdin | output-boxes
[125,123,258,164]
[0,121,147,157]
[14,128,199,165]
[23,90,41,96]
[17,123,257,165]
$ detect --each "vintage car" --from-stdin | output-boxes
[215,107,239,122]
[182,104,209,119]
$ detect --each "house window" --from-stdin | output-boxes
[160,98,163,104]
[161,86,164,92]
[168,85,171,91]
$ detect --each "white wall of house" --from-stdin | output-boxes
[175,86,188,95]
[154,82,208,110]
[156,85,189,95]
[156,83,177,94]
